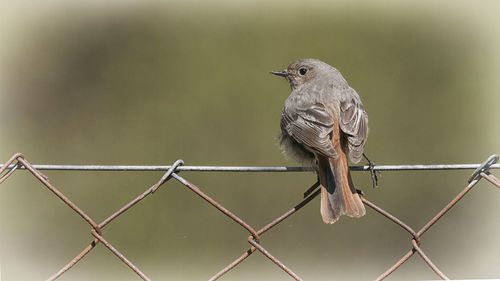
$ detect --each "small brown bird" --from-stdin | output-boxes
[271,59,368,224]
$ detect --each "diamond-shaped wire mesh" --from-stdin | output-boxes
[0,152,499,280]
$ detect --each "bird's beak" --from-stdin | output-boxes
[270,70,288,77]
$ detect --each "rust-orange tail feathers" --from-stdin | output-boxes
[317,151,365,224]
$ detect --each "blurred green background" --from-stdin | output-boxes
[1,1,499,280]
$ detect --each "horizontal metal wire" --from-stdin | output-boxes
[1,163,500,172]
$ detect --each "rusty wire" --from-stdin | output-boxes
[0,152,499,280]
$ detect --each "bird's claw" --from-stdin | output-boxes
[363,153,379,188]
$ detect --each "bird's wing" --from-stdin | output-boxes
[281,103,338,159]
[339,88,369,163]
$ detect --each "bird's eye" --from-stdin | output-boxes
[299,67,308,75]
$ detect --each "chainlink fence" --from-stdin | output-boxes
[1,152,499,280]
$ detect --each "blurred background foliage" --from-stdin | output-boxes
[1,1,499,280]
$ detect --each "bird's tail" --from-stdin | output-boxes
[317,153,365,224]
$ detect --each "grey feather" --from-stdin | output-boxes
[281,104,338,159]
[339,88,369,163]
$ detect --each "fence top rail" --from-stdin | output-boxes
[2,163,500,172]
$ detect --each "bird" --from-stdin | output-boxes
[271,58,368,224]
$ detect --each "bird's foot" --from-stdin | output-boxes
[363,153,379,188]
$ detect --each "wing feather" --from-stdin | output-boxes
[281,104,338,159]
[339,89,369,163]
